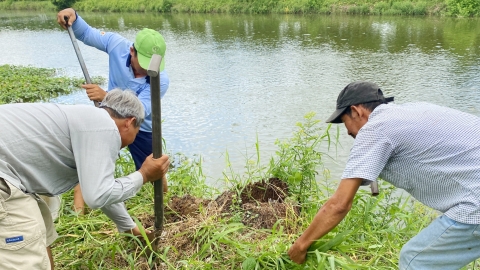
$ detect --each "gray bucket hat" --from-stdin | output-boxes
[325,81,394,123]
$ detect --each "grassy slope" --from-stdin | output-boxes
[51,117,443,270]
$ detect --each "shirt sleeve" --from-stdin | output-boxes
[100,202,137,232]
[72,15,123,54]
[70,126,143,206]
[342,127,394,185]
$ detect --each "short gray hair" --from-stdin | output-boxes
[100,89,144,128]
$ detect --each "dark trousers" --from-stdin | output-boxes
[129,130,152,170]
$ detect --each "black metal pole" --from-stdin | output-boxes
[64,16,99,107]
[370,181,379,196]
[147,54,163,243]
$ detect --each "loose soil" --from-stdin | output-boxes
[115,178,300,269]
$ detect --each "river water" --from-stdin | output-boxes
[1,11,479,187]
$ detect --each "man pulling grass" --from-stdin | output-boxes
[0,90,169,270]
[288,81,480,269]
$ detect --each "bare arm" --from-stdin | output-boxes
[288,178,363,264]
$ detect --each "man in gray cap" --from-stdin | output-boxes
[0,90,170,270]
[288,81,480,269]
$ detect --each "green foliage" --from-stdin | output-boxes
[0,1,56,10]
[308,229,352,252]
[167,153,213,198]
[372,1,392,14]
[347,4,371,14]
[268,112,334,205]
[74,0,172,12]
[446,0,480,16]
[51,0,76,11]
[241,257,257,270]
[44,113,456,269]
[345,1,428,15]
[0,64,103,104]
[114,149,136,177]
[0,0,464,15]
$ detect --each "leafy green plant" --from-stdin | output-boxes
[167,152,213,198]
[268,112,334,205]
[446,0,480,16]
[0,65,104,104]
[51,0,77,11]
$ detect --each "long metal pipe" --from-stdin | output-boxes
[147,54,164,244]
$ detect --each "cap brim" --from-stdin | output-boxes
[325,107,347,123]
[138,53,165,72]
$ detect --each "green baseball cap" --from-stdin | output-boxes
[326,81,394,123]
[134,28,166,71]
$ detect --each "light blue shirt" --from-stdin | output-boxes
[72,15,169,132]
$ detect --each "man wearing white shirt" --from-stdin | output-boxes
[0,89,170,270]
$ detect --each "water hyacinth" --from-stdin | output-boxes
[0,64,104,104]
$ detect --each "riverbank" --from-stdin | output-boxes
[2,64,477,269]
[53,114,441,269]
[0,0,478,16]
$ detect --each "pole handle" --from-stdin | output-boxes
[147,54,162,78]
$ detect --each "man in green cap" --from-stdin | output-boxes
[57,8,169,214]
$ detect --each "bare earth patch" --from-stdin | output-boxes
[113,178,299,268]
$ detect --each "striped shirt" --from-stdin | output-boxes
[342,102,480,224]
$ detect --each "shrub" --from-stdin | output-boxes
[446,0,480,16]
[51,0,76,11]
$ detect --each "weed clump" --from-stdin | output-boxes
[0,64,104,104]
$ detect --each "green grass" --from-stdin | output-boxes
[0,0,478,16]
[0,1,56,11]
[72,0,452,15]
[3,64,478,269]
[49,113,446,269]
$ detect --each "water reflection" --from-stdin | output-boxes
[1,11,479,186]
[2,12,480,55]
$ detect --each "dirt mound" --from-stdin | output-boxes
[164,195,215,223]
[240,177,289,203]
[160,178,299,232]
[242,201,298,230]
[215,178,290,214]
[129,178,299,268]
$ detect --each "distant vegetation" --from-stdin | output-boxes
[0,0,478,16]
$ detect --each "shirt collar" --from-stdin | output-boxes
[126,54,150,84]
